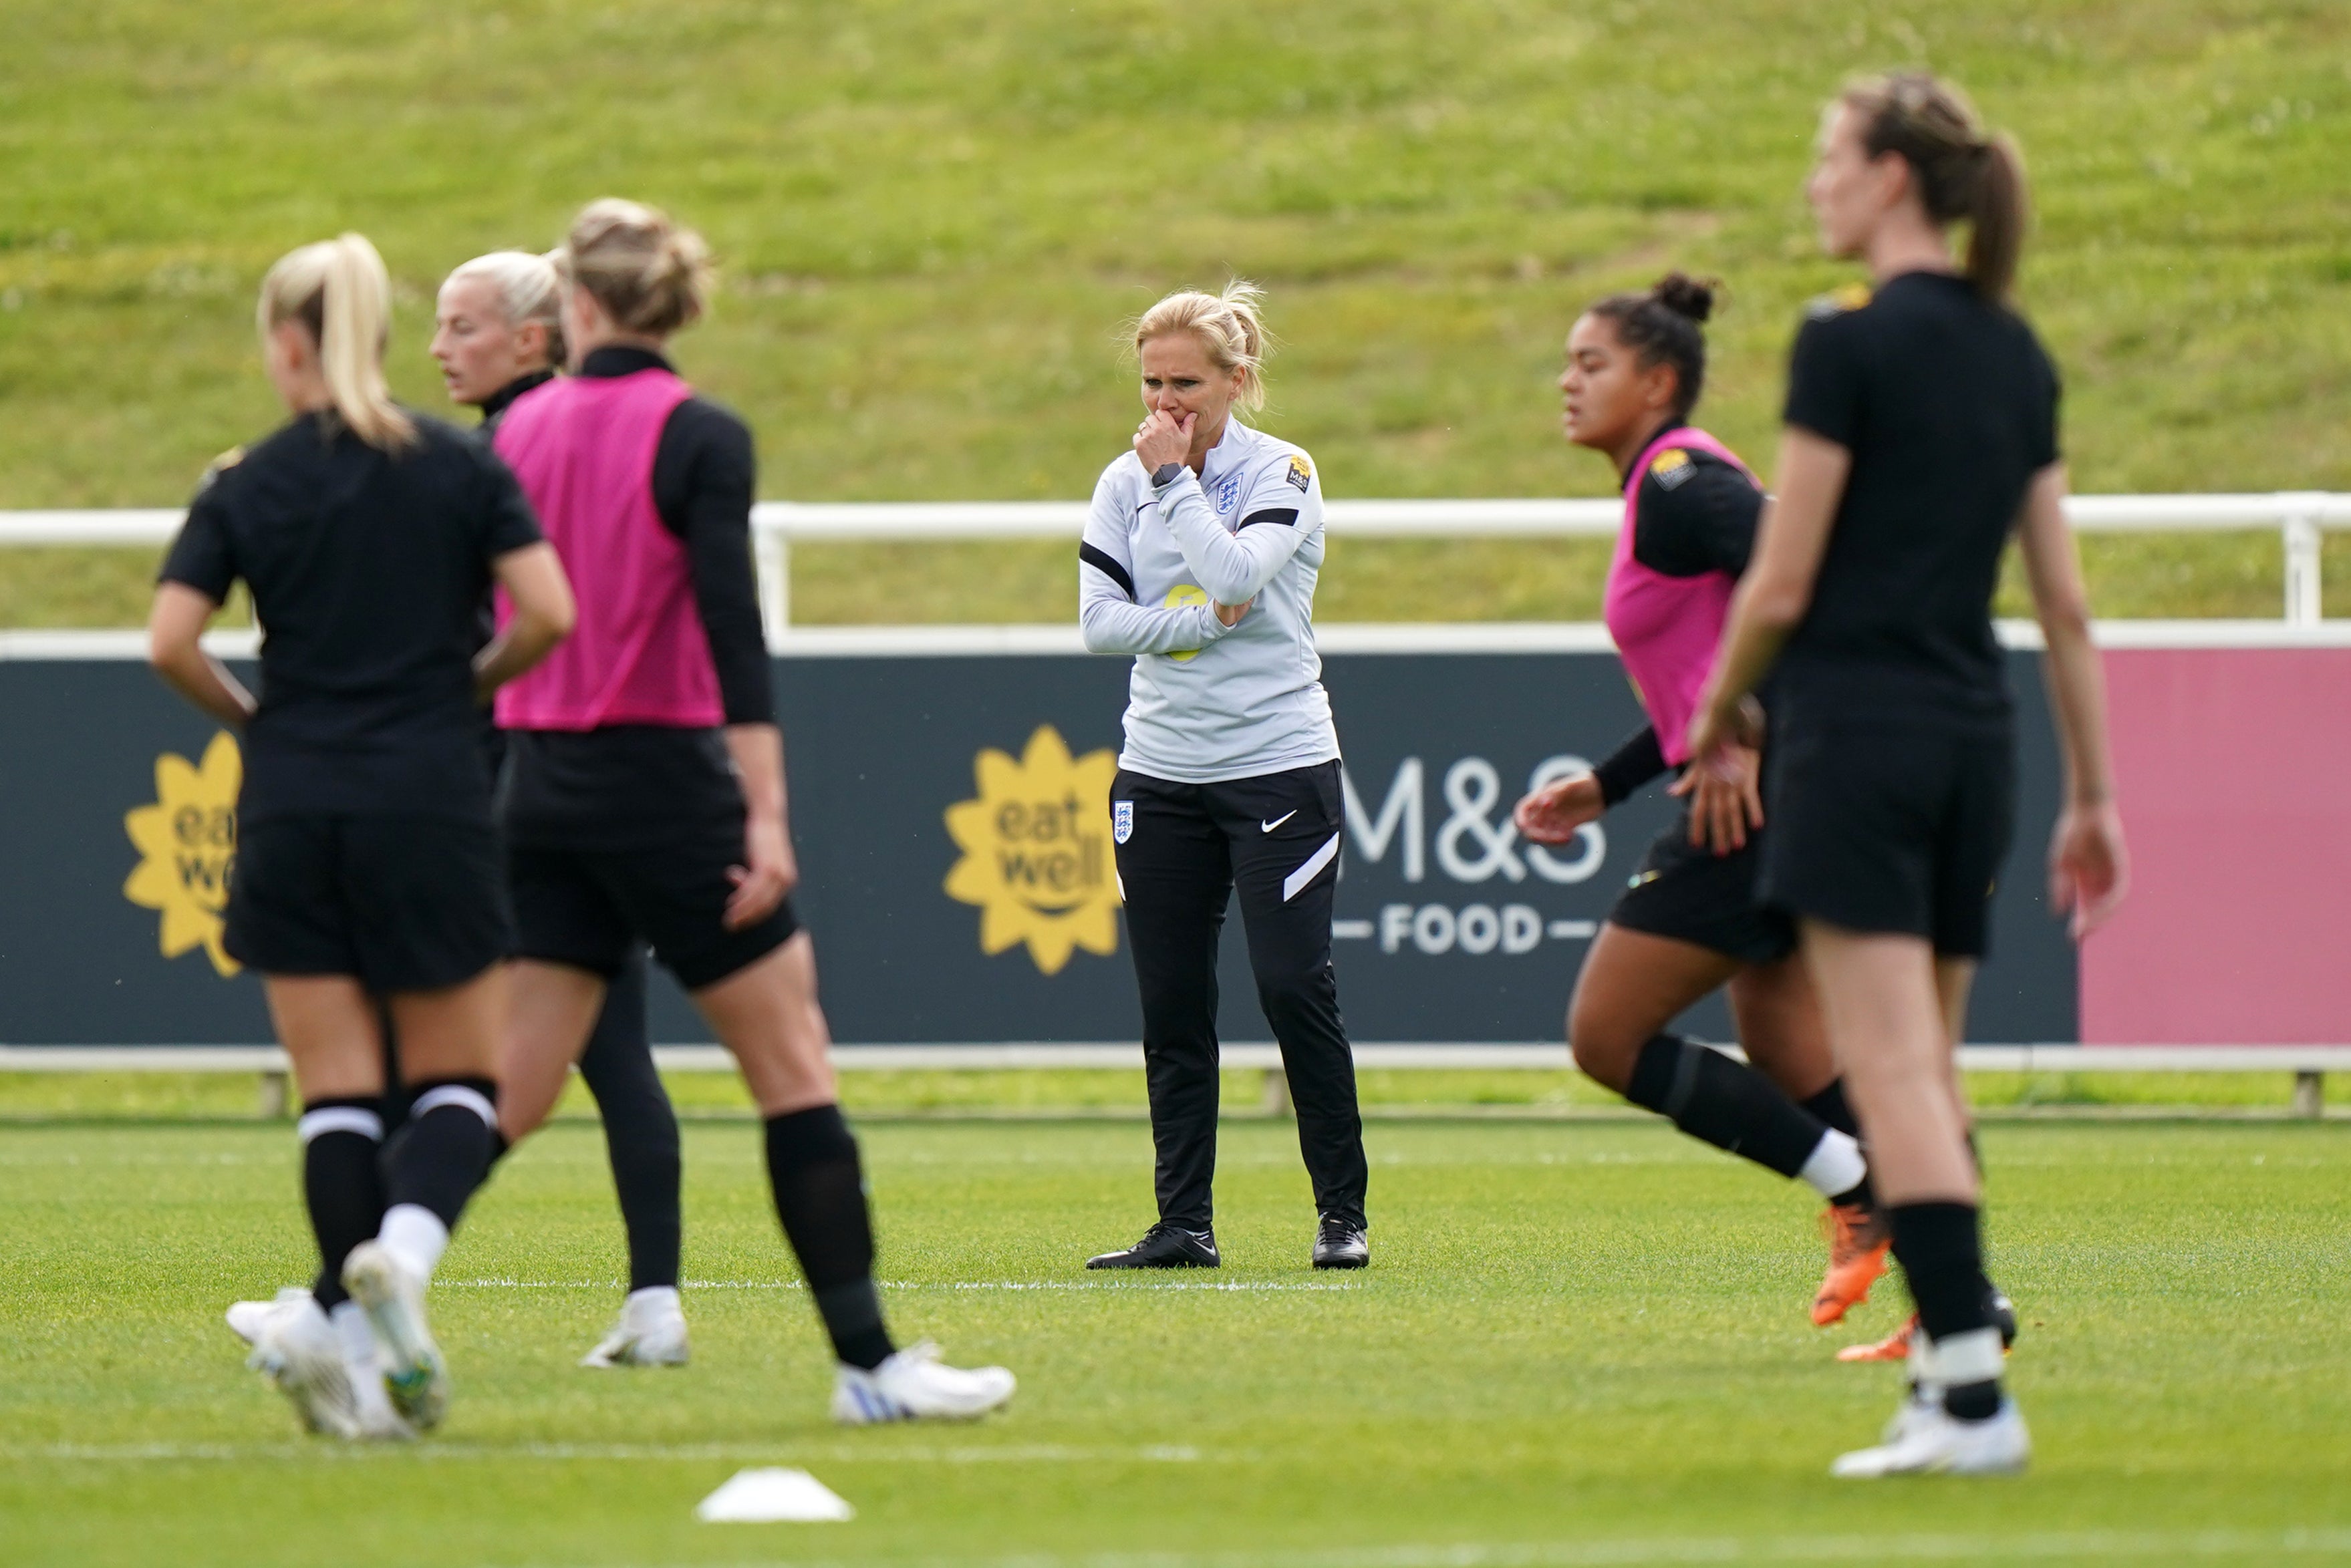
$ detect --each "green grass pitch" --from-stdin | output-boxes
[6,1115,2348,1565]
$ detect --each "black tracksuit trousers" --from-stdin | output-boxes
[1112,760,1368,1231]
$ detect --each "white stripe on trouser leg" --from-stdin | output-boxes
[297,1106,384,1144]
[1282,833,1343,903]
[410,1084,497,1128]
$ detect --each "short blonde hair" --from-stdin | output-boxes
[445,249,567,368]
[257,233,416,452]
[559,198,711,337]
[1132,281,1270,414]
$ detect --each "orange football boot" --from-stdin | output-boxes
[1811,1201,1891,1327]
[1837,1312,1917,1363]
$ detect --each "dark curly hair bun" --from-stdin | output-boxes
[1651,271,1719,323]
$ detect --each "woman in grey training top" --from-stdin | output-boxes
[1079,282,1369,1272]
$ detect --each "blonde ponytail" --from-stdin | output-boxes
[257,233,416,452]
[1131,280,1272,413]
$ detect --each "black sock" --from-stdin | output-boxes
[384,1078,498,1231]
[765,1104,894,1370]
[485,1127,511,1168]
[299,1097,386,1311]
[1801,1079,1860,1136]
[1623,1035,1828,1179]
[1800,1080,1876,1209]
[1889,1201,2002,1420]
[577,968,683,1293]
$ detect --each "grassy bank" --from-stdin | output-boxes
[2,1,2347,627]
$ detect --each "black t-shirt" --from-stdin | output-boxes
[1629,433,1762,579]
[501,347,773,850]
[1778,271,2060,727]
[160,410,543,824]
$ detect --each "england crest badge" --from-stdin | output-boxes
[1214,473,1242,514]
[1112,801,1134,844]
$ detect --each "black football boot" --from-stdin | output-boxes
[1310,1215,1369,1270]
[1086,1221,1220,1269]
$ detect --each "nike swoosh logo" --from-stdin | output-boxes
[1260,811,1298,832]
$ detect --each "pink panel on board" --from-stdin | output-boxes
[2082,647,2351,1044]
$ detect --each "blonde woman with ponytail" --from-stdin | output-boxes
[150,232,575,1442]
[1686,74,2126,1476]
[1079,283,1370,1273]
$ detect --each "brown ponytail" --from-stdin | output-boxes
[560,198,711,338]
[1841,72,2030,300]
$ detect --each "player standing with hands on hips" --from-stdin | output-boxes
[1685,74,2127,1476]
[490,200,1012,1422]
[1079,283,1370,1271]
[151,234,575,1438]
[429,249,692,1370]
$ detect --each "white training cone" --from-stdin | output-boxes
[695,1467,855,1523]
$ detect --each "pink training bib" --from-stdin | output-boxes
[492,370,724,732]
[1601,426,1760,766]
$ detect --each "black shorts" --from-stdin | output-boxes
[1758,720,2014,959]
[226,815,511,992]
[509,828,800,991]
[1608,814,1796,966]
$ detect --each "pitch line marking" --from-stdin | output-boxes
[5,1441,1206,1466]
[515,1528,2351,1566]
[440,1279,1355,1293]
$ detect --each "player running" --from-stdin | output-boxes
[432,251,690,1368]
[1686,73,2127,1476]
[491,199,1012,1422]
[1079,283,1370,1272]
[153,234,575,1438]
[1510,273,1888,1328]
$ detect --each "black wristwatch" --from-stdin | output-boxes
[1151,462,1185,488]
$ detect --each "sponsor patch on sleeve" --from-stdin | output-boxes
[194,446,245,495]
[1286,454,1312,492]
[1805,282,1874,320]
[1649,448,1695,490]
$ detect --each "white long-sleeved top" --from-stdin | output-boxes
[1079,418,1341,783]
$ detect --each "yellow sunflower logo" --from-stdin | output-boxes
[123,732,241,977]
[942,725,1121,975]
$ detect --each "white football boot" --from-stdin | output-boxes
[327,1300,416,1442]
[580,1287,691,1368]
[1832,1397,2031,1478]
[226,1286,313,1348]
[245,1297,360,1439]
[831,1342,1016,1424]
[342,1241,449,1432]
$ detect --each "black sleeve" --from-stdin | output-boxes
[159,480,237,601]
[1592,725,1668,808]
[651,398,774,726]
[1631,458,1762,579]
[466,440,545,559]
[2032,339,2062,470]
[1782,313,1860,448]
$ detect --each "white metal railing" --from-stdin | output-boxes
[3,493,2347,631]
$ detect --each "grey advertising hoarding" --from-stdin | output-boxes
[0,641,2075,1051]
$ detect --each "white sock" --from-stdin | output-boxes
[1934,1326,2006,1388]
[378,1205,450,1284]
[625,1285,682,1320]
[1798,1128,1868,1201]
[330,1300,377,1371]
